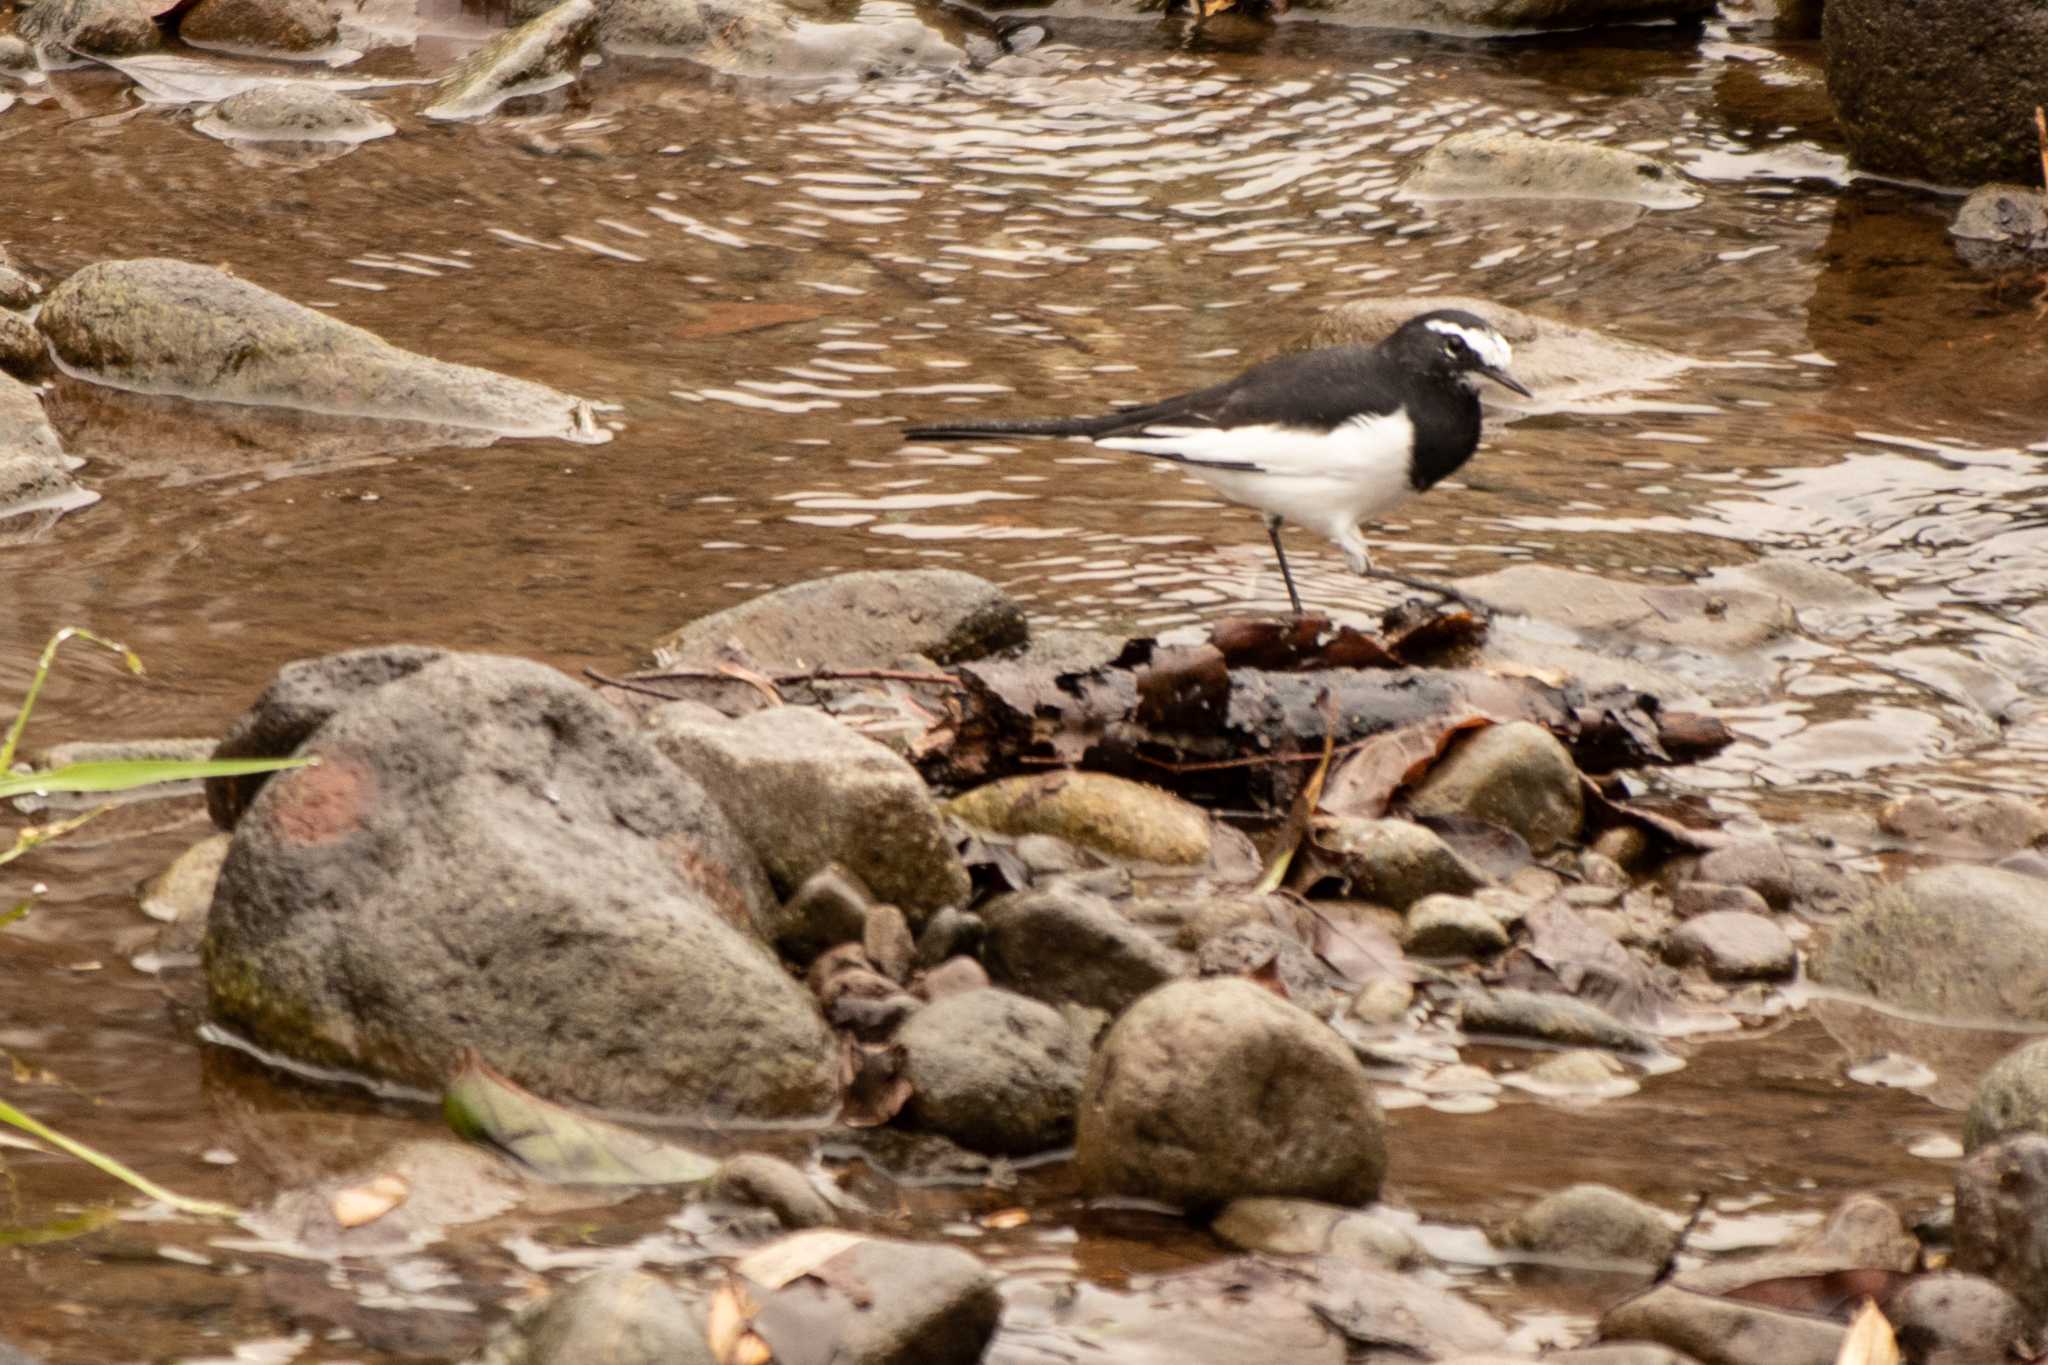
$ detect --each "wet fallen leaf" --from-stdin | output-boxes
[706,1280,761,1363]
[1579,777,1729,854]
[1319,714,1494,820]
[1835,1299,1899,1365]
[442,1052,719,1186]
[980,1207,1031,1230]
[1307,908,1412,986]
[1414,813,1532,881]
[1720,1268,1914,1320]
[1499,905,1673,1027]
[330,1173,408,1228]
[736,1230,869,1291]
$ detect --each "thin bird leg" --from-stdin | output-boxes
[1366,568,1489,615]
[1263,516,1306,616]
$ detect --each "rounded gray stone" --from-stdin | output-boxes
[651,568,1024,670]
[197,86,394,144]
[1661,911,1796,982]
[1966,1039,2048,1153]
[1403,893,1511,959]
[1404,721,1584,855]
[980,885,1183,1016]
[1319,817,1490,910]
[1501,1184,1678,1266]
[897,988,1087,1156]
[709,1153,837,1229]
[1076,978,1387,1209]
[1811,865,2048,1022]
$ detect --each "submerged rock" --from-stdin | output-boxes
[195,85,395,144]
[18,0,160,62]
[179,0,339,53]
[653,569,1025,670]
[897,988,1087,1155]
[948,771,1214,867]
[648,705,970,924]
[1811,866,2048,1023]
[1400,130,1698,210]
[1076,978,1386,1208]
[1951,183,2048,272]
[203,652,837,1119]
[1825,0,2048,185]
[38,259,605,442]
[1404,721,1583,854]
[423,0,598,121]
[1211,1197,1417,1268]
[1500,1184,1678,1266]
[598,0,961,77]
[1457,565,1793,656]
[1954,1135,2048,1332]
[467,1266,709,1365]
[980,884,1184,1016]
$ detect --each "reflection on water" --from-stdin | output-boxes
[2,5,2045,1359]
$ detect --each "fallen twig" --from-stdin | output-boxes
[584,666,965,701]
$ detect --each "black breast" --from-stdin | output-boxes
[1403,383,1483,491]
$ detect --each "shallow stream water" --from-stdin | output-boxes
[4,4,2048,1360]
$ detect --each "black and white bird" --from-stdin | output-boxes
[902,309,1531,615]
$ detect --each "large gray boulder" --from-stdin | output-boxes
[1076,979,1386,1208]
[1824,0,2048,186]
[38,259,603,442]
[424,0,597,120]
[897,988,1087,1155]
[203,653,837,1119]
[652,569,1024,670]
[1810,866,2048,1022]
[647,705,969,923]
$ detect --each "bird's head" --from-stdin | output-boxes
[1390,310,1532,398]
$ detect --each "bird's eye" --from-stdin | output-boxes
[1442,339,1462,358]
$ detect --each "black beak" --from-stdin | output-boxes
[1479,364,1532,398]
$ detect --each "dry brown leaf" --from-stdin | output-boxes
[330,1174,408,1229]
[733,1333,775,1365]
[706,1280,758,1363]
[1836,1299,1899,1365]
[736,1231,868,1292]
[979,1207,1031,1230]
[1318,714,1493,820]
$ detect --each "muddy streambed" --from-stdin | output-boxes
[4,3,2048,1361]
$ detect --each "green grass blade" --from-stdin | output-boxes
[0,755,315,800]
[0,806,111,869]
[1,629,142,772]
[0,1099,240,1220]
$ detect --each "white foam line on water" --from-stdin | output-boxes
[485,228,563,251]
[325,277,388,291]
[562,236,645,262]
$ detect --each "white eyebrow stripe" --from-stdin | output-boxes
[1424,319,1513,371]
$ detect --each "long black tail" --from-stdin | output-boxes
[902,412,1139,442]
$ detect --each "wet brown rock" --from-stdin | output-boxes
[1403,893,1511,959]
[1825,0,2048,185]
[1954,1135,2048,1332]
[179,0,338,52]
[0,311,45,381]
[897,988,1087,1155]
[38,259,603,441]
[770,866,871,965]
[1951,184,2048,272]
[1694,839,1860,914]
[1671,881,1770,920]
[732,1234,999,1365]
[652,568,1024,670]
[1500,1184,1678,1266]
[1076,978,1386,1209]
[17,0,159,60]
[423,0,597,121]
